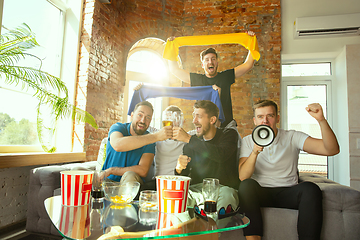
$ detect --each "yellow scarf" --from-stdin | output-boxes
[163,33,260,61]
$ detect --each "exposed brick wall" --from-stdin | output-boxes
[82,0,127,161]
[76,0,185,161]
[77,0,281,161]
[179,0,281,137]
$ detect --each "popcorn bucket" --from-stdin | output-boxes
[61,170,94,206]
[156,175,191,213]
[59,204,90,239]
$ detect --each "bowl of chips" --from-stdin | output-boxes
[102,181,140,204]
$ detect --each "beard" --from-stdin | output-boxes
[132,121,147,135]
[195,122,211,138]
[205,65,218,77]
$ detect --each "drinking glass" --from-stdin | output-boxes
[138,207,158,226]
[139,190,158,211]
[172,111,184,127]
[162,111,173,127]
[202,178,219,213]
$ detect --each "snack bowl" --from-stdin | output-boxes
[102,181,140,204]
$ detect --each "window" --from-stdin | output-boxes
[0,0,83,153]
[127,50,168,80]
[281,62,333,177]
[0,0,64,151]
[282,63,331,77]
[125,43,169,130]
[127,80,164,130]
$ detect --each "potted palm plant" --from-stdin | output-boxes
[0,23,97,152]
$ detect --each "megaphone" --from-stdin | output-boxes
[252,125,275,147]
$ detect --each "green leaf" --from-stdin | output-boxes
[1,23,98,152]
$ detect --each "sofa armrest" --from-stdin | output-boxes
[299,172,336,184]
[26,161,98,235]
[26,165,65,235]
[299,172,360,239]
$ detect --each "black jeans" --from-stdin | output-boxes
[238,179,323,240]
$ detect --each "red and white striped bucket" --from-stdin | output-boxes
[156,175,191,213]
[59,204,90,239]
[61,170,94,206]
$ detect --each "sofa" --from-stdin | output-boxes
[220,173,360,240]
[25,138,155,236]
[26,139,360,239]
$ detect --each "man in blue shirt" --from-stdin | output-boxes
[102,101,173,184]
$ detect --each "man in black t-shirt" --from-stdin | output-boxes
[167,31,257,128]
[173,100,239,210]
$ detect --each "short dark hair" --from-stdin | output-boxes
[133,101,154,114]
[253,100,278,116]
[200,48,218,62]
[194,100,219,119]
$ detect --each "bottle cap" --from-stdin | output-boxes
[91,190,104,199]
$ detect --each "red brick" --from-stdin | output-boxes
[76,0,281,161]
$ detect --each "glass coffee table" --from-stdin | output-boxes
[45,196,249,240]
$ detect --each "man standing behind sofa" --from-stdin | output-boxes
[238,100,340,240]
[173,100,240,210]
[102,101,172,184]
[167,31,256,128]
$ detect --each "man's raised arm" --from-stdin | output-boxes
[166,36,190,84]
[168,59,191,84]
[104,152,154,178]
[234,31,256,78]
[110,126,173,152]
[302,103,340,156]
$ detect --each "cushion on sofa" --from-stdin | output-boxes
[97,137,107,170]
[26,161,99,235]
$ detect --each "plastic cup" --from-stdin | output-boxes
[156,175,191,213]
[61,170,94,206]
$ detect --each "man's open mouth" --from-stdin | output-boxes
[138,124,146,129]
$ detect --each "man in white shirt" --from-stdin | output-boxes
[238,100,339,240]
[140,105,191,191]
[150,105,187,176]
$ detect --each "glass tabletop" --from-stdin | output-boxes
[44,196,249,240]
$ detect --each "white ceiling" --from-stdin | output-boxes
[281,0,360,62]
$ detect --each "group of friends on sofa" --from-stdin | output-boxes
[100,31,340,240]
